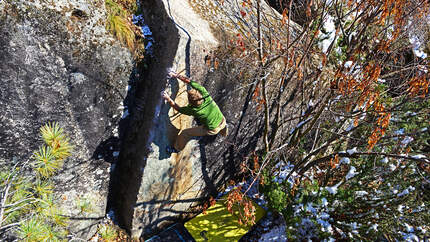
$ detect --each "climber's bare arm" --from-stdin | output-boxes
[162,91,181,111]
[169,71,191,84]
[177,74,191,84]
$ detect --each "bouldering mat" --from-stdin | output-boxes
[146,223,195,242]
[184,195,266,242]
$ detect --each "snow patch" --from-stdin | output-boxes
[394,128,405,136]
[401,136,413,146]
[306,203,317,215]
[409,34,427,59]
[317,218,333,234]
[405,223,414,233]
[344,61,353,68]
[289,118,312,134]
[340,157,350,165]
[121,109,129,119]
[403,233,419,242]
[380,157,389,164]
[355,191,368,197]
[273,161,295,185]
[321,197,328,207]
[258,225,287,242]
[411,154,426,159]
[345,166,358,180]
[319,15,336,53]
[347,147,358,155]
[297,218,317,239]
[326,182,342,194]
[397,186,415,197]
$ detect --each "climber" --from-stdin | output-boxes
[162,71,228,152]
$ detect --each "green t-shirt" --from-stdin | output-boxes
[178,81,224,130]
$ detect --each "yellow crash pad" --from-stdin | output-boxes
[184,195,266,242]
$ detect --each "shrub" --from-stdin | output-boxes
[76,196,94,215]
[105,0,137,50]
[0,122,72,240]
[98,223,118,241]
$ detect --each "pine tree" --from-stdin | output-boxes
[0,122,73,241]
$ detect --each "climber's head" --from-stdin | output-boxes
[187,89,203,107]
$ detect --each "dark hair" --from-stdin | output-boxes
[187,89,203,106]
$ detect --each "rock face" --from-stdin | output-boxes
[109,0,271,239]
[1,0,283,239]
[0,0,133,239]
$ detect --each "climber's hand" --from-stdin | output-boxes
[162,91,171,101]
[168,71,178,78]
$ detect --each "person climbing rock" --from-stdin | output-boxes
[162,71,228,152]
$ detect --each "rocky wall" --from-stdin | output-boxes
[0,0,281,239]
[109,0,270,239]
[0,0,133,239]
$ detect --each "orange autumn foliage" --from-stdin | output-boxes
[226,188,256,226]
[330,154,340,169]
[408,74,430,97]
